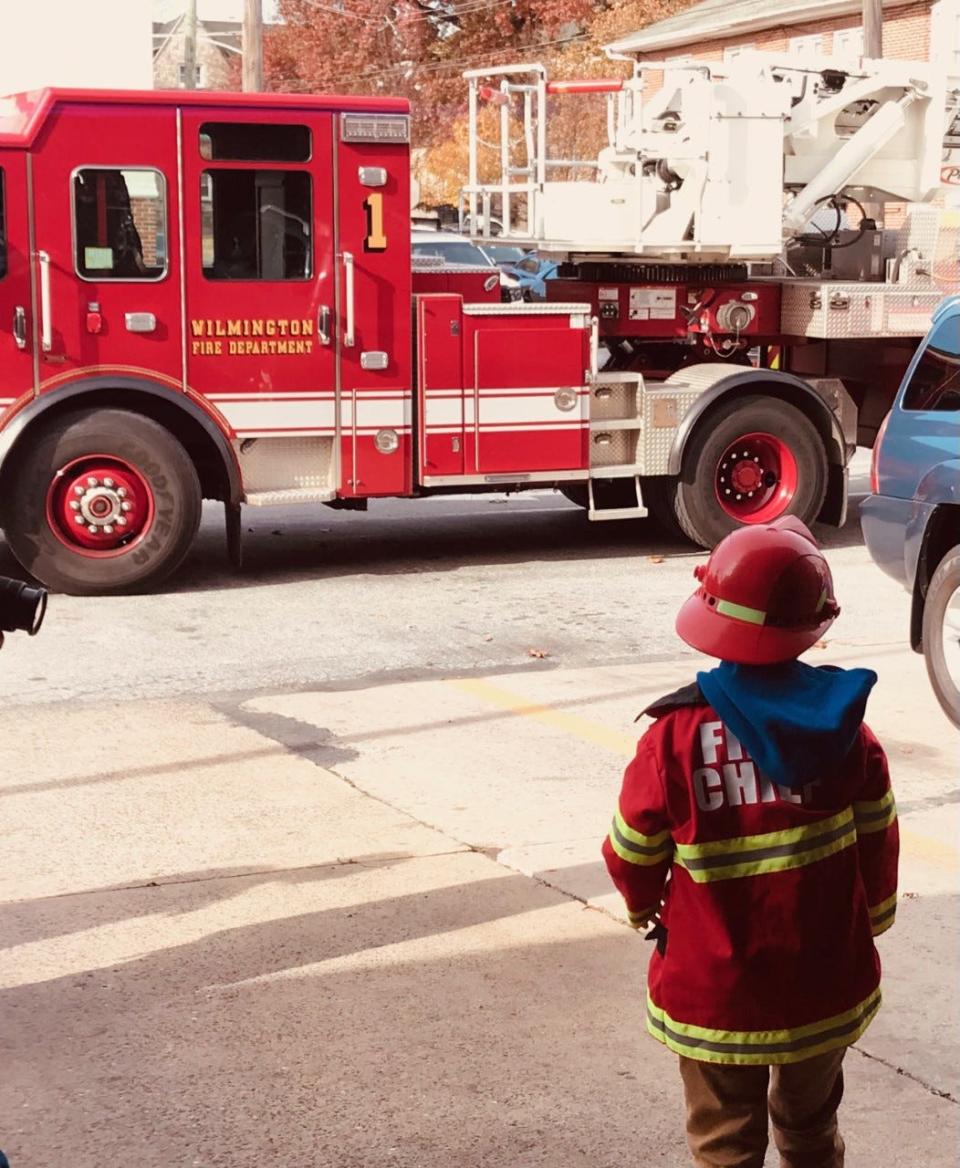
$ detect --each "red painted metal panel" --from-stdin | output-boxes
[0,151,35,403]
[30,103,183,390]
[337,128,412,497]
[0,89,408,149]
[412,268,499,302]
[547,280,781,340]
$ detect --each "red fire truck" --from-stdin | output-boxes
[0,61,954,593]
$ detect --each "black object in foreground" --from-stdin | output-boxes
[0,576,47,635]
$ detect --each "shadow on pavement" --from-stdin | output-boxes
[1,866,953,1167]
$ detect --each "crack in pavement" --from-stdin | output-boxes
[852,1043,959,1106]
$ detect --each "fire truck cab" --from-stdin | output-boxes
[0,88,598,592]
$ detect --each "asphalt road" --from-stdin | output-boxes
[1,451,957,1167]
[0,453,889,706]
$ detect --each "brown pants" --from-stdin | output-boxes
[678,1049,846,1168]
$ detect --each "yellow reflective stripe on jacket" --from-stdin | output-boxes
[853,790,897,834]
[608,809,672,867]
[869,891,897,936]
[646,988,881,1066]
[674,809,856,883]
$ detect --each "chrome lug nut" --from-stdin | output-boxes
[69,500,80,511]
[86,476,99,487]
[116,517,127,527]
[103,524,114,534]
[74,515,86,525]
[121,501,132,512]
[104,477,115,488]
[74,485,85,496]
[117,487,127,498]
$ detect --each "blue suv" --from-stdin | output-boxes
[861,296,960,727]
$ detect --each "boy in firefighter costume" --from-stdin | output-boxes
[603,517,898,1168]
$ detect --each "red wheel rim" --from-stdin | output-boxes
[45,455,155,558]
[715,432,798,523]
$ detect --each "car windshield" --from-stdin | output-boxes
[484,245,527,263]
[413,239,492,266]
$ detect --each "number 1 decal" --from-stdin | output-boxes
[364,193,387,252]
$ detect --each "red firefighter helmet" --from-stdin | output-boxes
[675,517,841,665]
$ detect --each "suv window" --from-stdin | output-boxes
[413,239,491,266]
[902,316,960,412]
[202,169,311,281]
[73,168,167,280]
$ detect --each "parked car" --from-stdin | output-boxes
[411,231,522,300]
[476,243,559,300]
[861,295,960,727]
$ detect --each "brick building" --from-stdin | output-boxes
[605,0,960,91]
[153,14,241,90]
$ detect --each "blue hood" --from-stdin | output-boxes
[697,660,877,788]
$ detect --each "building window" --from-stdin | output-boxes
[788,33,823,60]
[902,317,960,412]
[201,169,312,281]
[723,43,754,63]
[199,123,311,163]
[0,170,6,280]
[832,27,864,60]
[73,168,167,281]
[178,62,206,87]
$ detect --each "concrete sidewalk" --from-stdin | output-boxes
[1,667,956,1166]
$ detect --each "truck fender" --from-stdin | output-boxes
[0,376,242,505]
[662,366,851,477]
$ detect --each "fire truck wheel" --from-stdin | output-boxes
[5,409,202,595]
[670,395,827,548]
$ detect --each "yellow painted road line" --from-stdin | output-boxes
[447,676,958,872]
[448,677,638,757]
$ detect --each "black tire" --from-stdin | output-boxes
[657,396,828,548]
[4,409,202,595]
[921,545,960,729]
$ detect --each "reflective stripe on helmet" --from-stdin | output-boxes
[646,987,881,1065]
[714,598,766,625]
[673,809,856,882]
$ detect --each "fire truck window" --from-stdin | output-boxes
[73,168,167,281]
[202,170,312,281]
[902,318,960,412]
[199,123,311,163]
[0,171,6,279]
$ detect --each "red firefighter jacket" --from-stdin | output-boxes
[602,684,898,1066]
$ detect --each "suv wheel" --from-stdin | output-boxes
[921,544,960,728]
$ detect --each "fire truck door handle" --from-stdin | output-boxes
[38,250,53,352]
[317,305,331,346]
[342,251,355,348]
[12,306,27,351]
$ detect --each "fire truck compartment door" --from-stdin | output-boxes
[417,295,464,479]
[30,105,183,387]
[462,308,592,476]
[0,152,35,403]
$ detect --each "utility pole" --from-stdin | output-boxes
[182,0,198,90]
[863,0,883,57]
[243,0,264,92]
